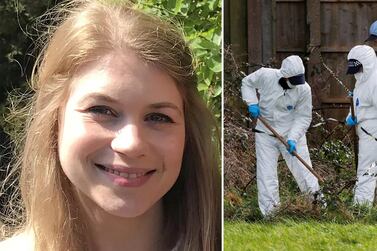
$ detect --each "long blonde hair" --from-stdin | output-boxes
[2,0,220,250]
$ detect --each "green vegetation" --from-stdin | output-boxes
[225,220,377,251]
[0,0,63,137]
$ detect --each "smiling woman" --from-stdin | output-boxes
[0,1,220,251]
[59,51,186,220]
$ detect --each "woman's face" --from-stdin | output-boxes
[58,52,185,217]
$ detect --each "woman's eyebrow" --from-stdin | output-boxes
[78,93,117,104]
[149,102,183,116]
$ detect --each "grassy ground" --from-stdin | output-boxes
[224,220,377,251]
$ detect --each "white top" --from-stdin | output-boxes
[241,67,312,142]
[0,231,34,251]
[347,45,377,138]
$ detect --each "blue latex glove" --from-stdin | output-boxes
[345,115,357,126]
[287,140,296,155]
[248,104,260,118]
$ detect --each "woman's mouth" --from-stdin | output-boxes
[95,163,156,187]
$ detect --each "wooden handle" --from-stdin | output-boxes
[349,94,359,169]
[350,95,356,119]
[258,116,324,183]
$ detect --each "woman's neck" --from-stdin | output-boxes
[76,192,164,251]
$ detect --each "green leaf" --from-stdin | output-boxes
[174,0,182,14]
[211,61,222,73]
[198,38,217,50]
[166,0,175,10]
[213,85,222,97]
[197,83,208,92]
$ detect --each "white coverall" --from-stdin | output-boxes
[241,55,320,216]
[347,45,377,205]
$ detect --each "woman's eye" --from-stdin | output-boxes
[87,106,117,117]
[146,113,174,123]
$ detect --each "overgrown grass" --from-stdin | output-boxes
[225,219,377,251]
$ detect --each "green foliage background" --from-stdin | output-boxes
[0,0,221,149]
[0,0,63,134]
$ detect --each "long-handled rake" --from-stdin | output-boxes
[258,116,324,183]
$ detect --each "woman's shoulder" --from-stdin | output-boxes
[0,231,34,251]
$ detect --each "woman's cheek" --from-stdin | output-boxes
[59,112,109,164]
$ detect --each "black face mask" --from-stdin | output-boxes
[278,77,291,90]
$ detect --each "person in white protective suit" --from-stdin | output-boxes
[365,20,377,44]
[241,55,321,216]
[345,45,377,206]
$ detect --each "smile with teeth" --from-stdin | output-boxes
[95,164,154,179]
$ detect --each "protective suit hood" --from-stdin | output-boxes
[347,45,377,82]
[279,55,305,78]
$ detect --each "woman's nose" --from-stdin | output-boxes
[111,124,148,158]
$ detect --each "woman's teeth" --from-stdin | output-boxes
[95,164,155,179]
[104,167,145,178]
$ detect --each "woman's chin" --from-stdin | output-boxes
[103,205,147,218]
[96,198,162,219]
